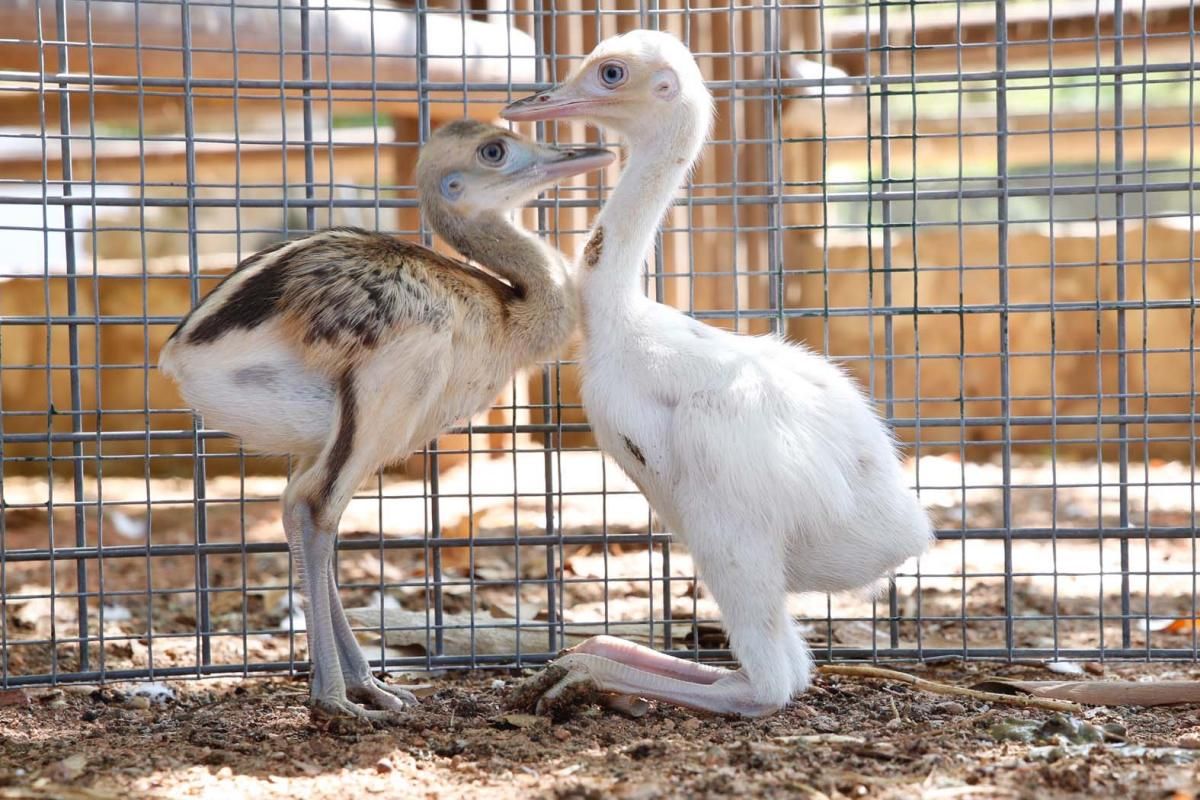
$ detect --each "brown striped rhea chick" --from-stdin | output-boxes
[159,121,613,722]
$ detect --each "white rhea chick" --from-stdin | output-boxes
[503,31,933,717]
[159,121,613,721]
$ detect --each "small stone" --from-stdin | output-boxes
[46,753,87,782]
[375,758,394,774]
[496,713,545,730]
[886,717,905,730]
[936,701,967,715]
[92,688,124,705]
[1178,733,1200,750]
[433,738,467,758]
[81,708,102,723]
[216,766,233,779]
[702,745,727,766]
[681,718,702,733]
[1082,662,1106,676]
[552,727,571,742]
[410,737,428,749]
[616,783,664,800]
[126,696,151,711]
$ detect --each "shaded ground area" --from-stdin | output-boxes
[2,661,1200,799]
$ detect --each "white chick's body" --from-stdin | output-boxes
[505,30,932,716]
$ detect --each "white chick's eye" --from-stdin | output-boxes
[598,60,627,89]
[477,140,508,166]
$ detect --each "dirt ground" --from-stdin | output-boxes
[4,454,1200,797]
[2,661,1200,800]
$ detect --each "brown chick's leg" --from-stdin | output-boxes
[326,569,418,711]
[285,501,396,723]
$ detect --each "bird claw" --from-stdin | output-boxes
[505,664,570,712]
[307,695,406,730]
[534,668,603,719]
[347,676,420,712]
[508,661,649,720]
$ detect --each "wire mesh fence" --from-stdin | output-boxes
[1,0,1198,688]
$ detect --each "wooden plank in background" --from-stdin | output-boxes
[825,0,1200,76]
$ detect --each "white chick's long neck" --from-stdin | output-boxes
[581,122,703,322]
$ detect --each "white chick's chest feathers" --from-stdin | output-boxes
[577,305,806,541]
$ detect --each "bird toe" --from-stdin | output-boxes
[307,695,405,730]
[505,664,570,711]
[346,682,416,713]
[533,669,602,720]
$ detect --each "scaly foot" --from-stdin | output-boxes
[307,694,405,728]
[511,651,781,718]
[508,662,649,719]
[347,675,419,712]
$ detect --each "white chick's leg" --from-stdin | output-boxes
[522,516,809,718]
[517,617,800,717]
[568,635,728,682]
[686,517,813,709]
[527,652,778,717]
[325,570,418,710]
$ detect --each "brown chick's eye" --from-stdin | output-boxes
[478,141,507,165]
[599,61,627,88]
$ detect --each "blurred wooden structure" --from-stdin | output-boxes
[2,0,1198,478]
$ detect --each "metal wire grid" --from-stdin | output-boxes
[0,0,1198,688]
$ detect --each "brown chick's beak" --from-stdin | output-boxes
[539,146,615,180]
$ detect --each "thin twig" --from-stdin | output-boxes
[818,664,1084,714]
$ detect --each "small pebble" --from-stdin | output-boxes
[375,758,394,774]
[1178,733,1200,749]
[886,717,906,730]
[681,718,702,733]
[81,708,102,723]
[47,753,88,782]
[216,766,233,779]
[703,745,727,766]
[553,727,571,742]
[127,695,151,710]
[937,701,967,715]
